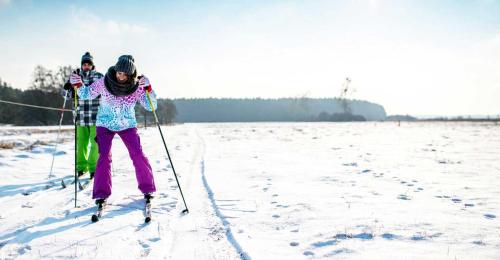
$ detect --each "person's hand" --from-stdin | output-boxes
[63,82,72,90]
[70,73,83,88]
[139,75,152,93]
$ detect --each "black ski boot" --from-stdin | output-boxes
[91,198,107,222]
[90,172,95,180]
[144,193,154,202]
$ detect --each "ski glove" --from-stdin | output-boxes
[138,75,152,93]
[63,81,72,90]
[70,73,83,88]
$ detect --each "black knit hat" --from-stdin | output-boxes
[115,55,136,76]
[81,52,94,66]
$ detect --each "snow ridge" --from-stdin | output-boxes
[200,159,251,260]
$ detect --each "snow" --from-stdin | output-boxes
[1,122,499,259]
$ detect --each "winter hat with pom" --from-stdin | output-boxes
[81,52,94,66]
[114,55,136,76]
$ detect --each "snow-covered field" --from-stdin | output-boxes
[0,122,499,259]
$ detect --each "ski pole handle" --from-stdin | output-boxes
[73,88,78,108]
[145,91,159,124]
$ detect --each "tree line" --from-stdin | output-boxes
[1,65,388,125]
[0,65,177,126]
[172,98,387,122]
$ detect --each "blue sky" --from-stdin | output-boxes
[0,0,499,116]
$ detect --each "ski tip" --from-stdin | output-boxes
[145,217,151,223]
[91,215,99,222]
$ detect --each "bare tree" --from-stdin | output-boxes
[30,65,58,93]
[339,77,355,114]
[55,65,76,88]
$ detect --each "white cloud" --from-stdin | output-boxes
[68,7,150,39]
[104,20,148,35]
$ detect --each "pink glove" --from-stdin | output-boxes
[70,73,83,88]
[139,75,152,93]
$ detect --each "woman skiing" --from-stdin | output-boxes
[71,55,157,209]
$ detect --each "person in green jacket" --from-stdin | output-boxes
[63,52,104,179]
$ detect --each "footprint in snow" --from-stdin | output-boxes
[290,242,299,247]
[17,245,32,255]
[138,240,150,249]
[411,234,426,241]
[352,233,374,240]
[22,202,34,208]
[381,233,400,240]
[272,214,280,218]
[311,239,338,248]
[464,203,474,207]
[324,248,355,256]
[451,198,462,203]
[398,194,411,201]
[303,251,315,256]
[484,214,496,219]
[140,248,151,257]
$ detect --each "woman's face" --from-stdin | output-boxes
[116,71,129,83]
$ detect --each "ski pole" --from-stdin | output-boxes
[48,90,69,179]
[145,91,189,214]
[74,87,78,207]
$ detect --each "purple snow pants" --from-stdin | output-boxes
[92,126,156,199]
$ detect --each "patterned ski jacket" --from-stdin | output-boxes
[77,77,157,132]
[63,70,103,126]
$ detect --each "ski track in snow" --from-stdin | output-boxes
[201,160,250,259]
[0,125,240,259]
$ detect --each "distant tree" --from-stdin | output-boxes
[0,78,23,124]
[318,111,330,121]
[55,65,75,89]
[157,99,177,124]
[31,65,58,93]
[135,98,177,126]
